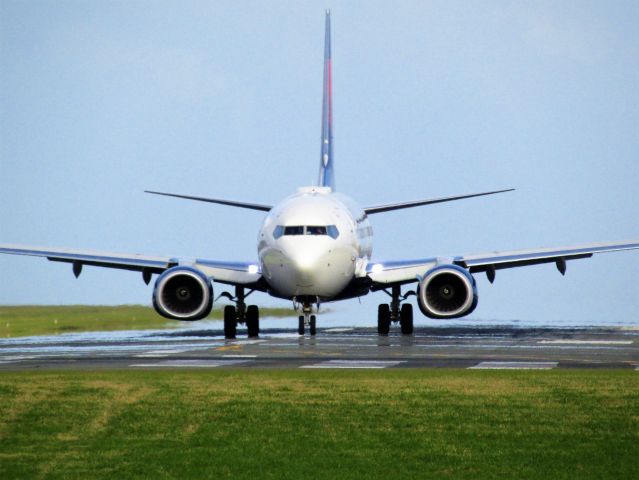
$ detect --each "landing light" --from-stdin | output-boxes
[371,264,383,274]
[248,265,259,274]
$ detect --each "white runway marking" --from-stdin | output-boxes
[469,361,558,370]
[324,328,354,333]
[130,359,250,368]
[222,354,257,358]
[135,349,189,358]
[301,360,405,369]
[537,340,633,345]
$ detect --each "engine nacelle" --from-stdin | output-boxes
[152,266,213,320]
[418,264,478,319]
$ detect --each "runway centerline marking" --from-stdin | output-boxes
[130,359,251,368]
[135,349,189,358]
[537,340,632,345]
[469,361,558,370]
[301,360,406,369]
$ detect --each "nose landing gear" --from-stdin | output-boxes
[220,286,259,340]
[378,285,415,336]
[295,297,318,336]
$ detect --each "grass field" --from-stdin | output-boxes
[0,305,293,338]
[0,369,637,479]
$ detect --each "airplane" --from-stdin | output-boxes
[1,11,638,339]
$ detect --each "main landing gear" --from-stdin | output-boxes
[296,297,318,336]
[221,286,259,340]
[378,285,415,336]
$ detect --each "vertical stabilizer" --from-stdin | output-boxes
[318,10,335,190]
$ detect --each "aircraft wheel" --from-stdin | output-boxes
[377,304,390,335]
[309,315,317,336]
[400,303,414,335]
[246,305,259,338]
[224,305,237,339]
[298,315,305,335]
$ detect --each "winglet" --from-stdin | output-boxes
[318,10,335,190]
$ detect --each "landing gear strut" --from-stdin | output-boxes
[296,297,318,336]
[378,285,414,336]
[221,286,259,339]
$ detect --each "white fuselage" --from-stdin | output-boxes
[258,186,372,300]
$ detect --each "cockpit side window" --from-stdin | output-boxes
[327,225,340,239]
[273,225,284,239]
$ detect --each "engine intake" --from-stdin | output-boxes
[152,267,213,320]
[418,264,478,319]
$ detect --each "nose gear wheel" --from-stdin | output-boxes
[295,297,319,336]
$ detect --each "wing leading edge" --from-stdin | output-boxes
[0,244,264,288]
[366,239,639,286]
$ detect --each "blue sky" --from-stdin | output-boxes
[1,0,637,324]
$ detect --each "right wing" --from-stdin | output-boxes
[0,244,264,288]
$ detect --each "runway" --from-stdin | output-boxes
[0,324,637,370]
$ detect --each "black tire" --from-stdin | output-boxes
[246,305,259,338]
[400,303,414,335]
[377,304,390,335]
[298,315,305,335]
[224,305,237,339]
[309,315,317,336]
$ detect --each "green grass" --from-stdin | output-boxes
[0,370,637,479]
[0,305,294,338]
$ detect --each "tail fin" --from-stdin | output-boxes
[318,10,335,190]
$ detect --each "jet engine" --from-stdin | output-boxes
[418,264,478,319]
[152,266,213,320]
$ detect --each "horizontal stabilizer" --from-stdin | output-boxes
[145,191,272,212]
[364,188,515,214]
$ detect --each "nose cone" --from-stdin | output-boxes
[286,244,327,286]
[262,238,355,299]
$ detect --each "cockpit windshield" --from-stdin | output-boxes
[284,226,304,236]
[306,226,327,235]
[273,225,339,239]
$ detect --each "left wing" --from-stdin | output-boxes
[0,244,263,288]
[366,239,639,287]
